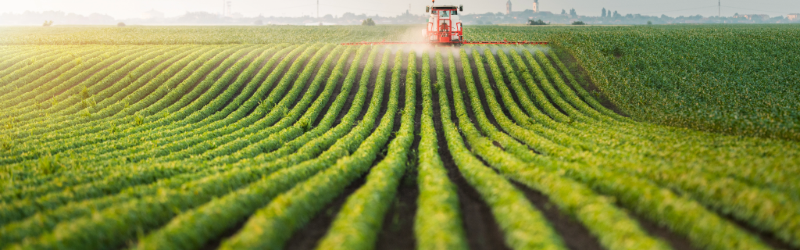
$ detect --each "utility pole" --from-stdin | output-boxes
[719,0,721,17]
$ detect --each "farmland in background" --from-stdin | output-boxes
[0,25,798,250]
[467,25,800,140]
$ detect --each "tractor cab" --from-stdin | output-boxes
[423,5,463,44]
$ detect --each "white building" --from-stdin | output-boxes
[789,13,799,21]
[744,14,769,20]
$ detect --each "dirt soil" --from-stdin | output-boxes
[625,208,699,250]
[283,175,369,250]
[511,182,604,250]
[720,212,796,250]
[440,52,512,250]
[373,51,423,249]
[374,169,419,249]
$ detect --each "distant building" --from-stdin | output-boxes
[141,9,164,19]
[532,0,538,13]
[741,14,769,20]
[789,13,799,21]
[506,0,512,15]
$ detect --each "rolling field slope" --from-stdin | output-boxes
[0,26,798,250]
[468,25,800,139]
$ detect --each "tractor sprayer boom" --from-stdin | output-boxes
[341,1,547,46]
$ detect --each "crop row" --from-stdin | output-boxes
[219,49,414,250]
[1,46,232,164]
[0,45,364,248]
[1,43,798,250]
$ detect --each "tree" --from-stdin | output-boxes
[569,8,577,18]
[561,9,566,15]
[117,22,126,27]
[647,21,653,25]
[528,19,547,25]
[42,20,53,27]
[602,8,607,18]
[361,18,375,26]
[342,12,356,19]
[613,11,621,18]
[572,20,585,25]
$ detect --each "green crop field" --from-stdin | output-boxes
[0,25,798,250]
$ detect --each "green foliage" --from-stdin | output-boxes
[36,155,60,175]
[528,19,547,25]
[600,45,624,57]
[133,114,143,126]
[0,140,10,151]
[362,18,376,26]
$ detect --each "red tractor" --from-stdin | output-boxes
[342,1,548,46]
[424,4,464,44]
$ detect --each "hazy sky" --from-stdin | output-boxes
[3,0,799,19]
